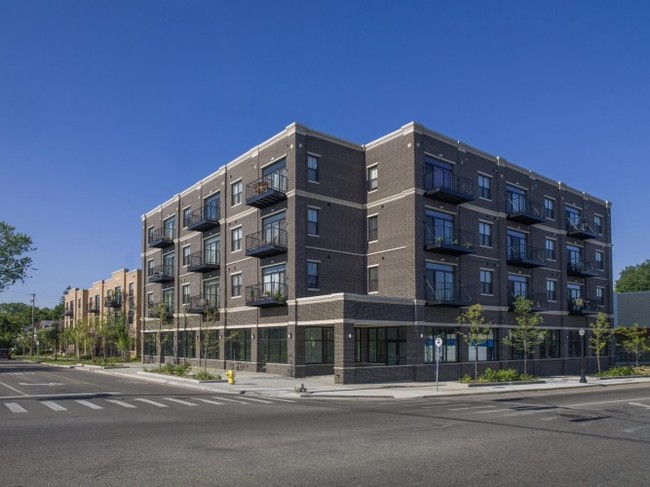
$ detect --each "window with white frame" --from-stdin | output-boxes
[231,180,242,206]
[368,266,379,293]
[307,154,319,183]
[182,245,191,266]
[478,174,491,200]
[480,269,494,295]
[546,279,557,302]
[367,165,378,191]
[182,207,191,228]
[147,259,154,277]
[479,222,492,247]
[545,238,556,260]
[231,227,242,252]
[593,215,603,234]
[307,207,319,236]
[368,215,378,242]
[544,197,555,219]
[181,284,190,305]
[307,261,320,289]
[595,250,604,270]
[596,286,605,306]
[231,273,242,298]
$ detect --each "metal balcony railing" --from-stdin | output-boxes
[186,293,220,314]
[148,227,174,248]
[424,282,474,307]
[187,205,220,232]
[424,225,475,255]
[568,298,603,315]
[566,218,599,240]
[423,171,474,204]
[149,265,174,283]
[246,282,288,307]
[245,172,288,208]
[187,249,221,273]
[507,245,547,268]
[105,293,122,308]
[508,292,548,312]
[246,226,288,258]
[147,302,173,319]
[567,260,600,278]
[506,195,545,225]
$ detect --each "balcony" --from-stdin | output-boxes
[508,292,548,312]
[187,206,220,232]
[105,294,122,308]
[424,227,475,256]
[87,304,100,314]
[147,303,173,319]
[246,227,288,258]
[506,246,547,268]
[566,218,599,240]
[423,172,474,204]
[568,298,603,315]
[187,250,220,273]
[64,309,74,317]
[148,227,174,248]
[246,172,288,208]
[186,294,219,315]
[149,265,174,283]
[425,282,474,307]
[567,260,600,278]
[506,197,545,225]
[246,283,287,308]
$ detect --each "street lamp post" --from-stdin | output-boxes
[579,327,587,383]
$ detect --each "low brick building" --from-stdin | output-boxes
[141,122,613,383]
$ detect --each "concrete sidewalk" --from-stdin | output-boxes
[80,363,650,399]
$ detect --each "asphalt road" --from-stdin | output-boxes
[1,360,649,486]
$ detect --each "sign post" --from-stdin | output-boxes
[434,337,443,391]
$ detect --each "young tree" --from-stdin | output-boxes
[616,324,650,367]
[615,260,650,293]
[502,297,546,376]
[0,222,36,293]
[113,313,131,360]
[589,312,612,373]
[457,304,491,381]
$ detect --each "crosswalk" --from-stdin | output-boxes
[2,394,295,415]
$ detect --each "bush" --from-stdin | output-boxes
[193,370,221,381]
[596,366,635,377]
[150,363,191,376]
[461,368,536,383]
[459,374,472,384]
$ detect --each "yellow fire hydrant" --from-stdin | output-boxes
[226,368,236,385]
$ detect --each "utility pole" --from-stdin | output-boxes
[30,293,35,356]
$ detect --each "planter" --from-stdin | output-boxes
[466,380,546,388]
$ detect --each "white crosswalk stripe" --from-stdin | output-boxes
[106,399,137,409]
[6,402,27,413]
[163,397,198,406]
[194,398,225,405]
[76,400,103,410]
[238,396,274,404]
[42,401,66,411]
[213,396,249,404]
[134,398,167,408]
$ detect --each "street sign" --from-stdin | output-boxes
[435,337,443,348]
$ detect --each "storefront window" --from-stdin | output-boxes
[305,327,334,364]
[355,327,407,365]
[424,327,458,363]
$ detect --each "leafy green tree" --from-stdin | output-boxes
[616,324,650,367]
[615,260,650,293]
[457,304,491,381]
[0,222,36,292]
[503,297,546,375]
[589,312,612,373]
[113,313,131,360]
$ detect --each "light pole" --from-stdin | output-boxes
[579,327,587,383]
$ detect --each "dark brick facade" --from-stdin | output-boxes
[141,122,613,384]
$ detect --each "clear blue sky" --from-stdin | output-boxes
[1,0,649,308]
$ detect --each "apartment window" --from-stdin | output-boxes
[204,278,219,308]
[231,227,242,252]
[307,154,319,183]
[467,328,497,362]
[596,287,605,307]
[162,288,174,313]
[182,207,191,227]
[425,262,455,301]
[368,215,378,242]
[181,284,190,305]
[479,222,492,247]
[566,206,581,229]
[567,284,583,310]
[182,245,191,266]
[480,269,494,295]
[594,215,603,234]
[424,158,453,190]
[147,293,154,315]
[368,266,379,293]
[163,216,175,239]
[305,327,334,364]
[307,261,320,289]
[540,330,560,359]
[262,159,288,192]
[203,193,220,220]
[355,327,407,365]
[231,180,242,206]
[507,230,528,260]
[231,273,242,298]
[544,197,555,219]
[508,274,528,303]
[425,210,455,245]
[307,207,319,236]
[225,329,251,361]
[147,226,154,244]
[478,174,491,200]
[162,251,175,275]
[567,244,582,267]
[259,328,288,364]
[367,165,378,191]
[595,250,604,270]
[423,327,458,363]
[147,259,154,277]
[546,279,557,302]
[204,236,220,265]
[545,238,556,260]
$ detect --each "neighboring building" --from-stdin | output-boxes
[141,122,613,384]
[615,291,650,328]
[64,269,142,357]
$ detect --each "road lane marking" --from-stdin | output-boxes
[624,424,650,433]
[566,397,650,408]
[76,400,103,410]
[239,397,274,404]
[194,398,225,405]
[42,401,67,411]
[106,399,137,409]
[265,397,296,403]
[448,405,497,411]
[213,396,248,404]
[0,381,27,396]
[629,402,650,409]
[18,383,64,386]
[134,398,167,408]
[163,397,198,406]
[5,403,27,413]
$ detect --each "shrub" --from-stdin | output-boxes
[459,374,472,384]
[596,366,634,377]
[480,368,519,383]
[193,370,221,381]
